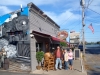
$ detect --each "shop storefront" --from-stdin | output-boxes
[32,31,60,52]
[0,2,61,71]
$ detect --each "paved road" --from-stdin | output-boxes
[85,47,100,75]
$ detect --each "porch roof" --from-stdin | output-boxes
[32,31,60,42]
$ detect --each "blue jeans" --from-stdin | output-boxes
[55,58,62,69]
[68,59,73,66]
[64,61,68,70]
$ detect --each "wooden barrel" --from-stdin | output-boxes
[44,52,52,59]
[3,58,9,70]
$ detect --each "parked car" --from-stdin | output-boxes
[78,45,83,51]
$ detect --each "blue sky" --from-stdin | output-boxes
[0,0,100,42]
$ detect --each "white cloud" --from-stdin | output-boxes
[0,0,26,6]
[0,0,61,6]
[0,0,26,5]
[32,0,61,5]
[44,9,81,26]
[0,0,99,27]
[0,6,12,15]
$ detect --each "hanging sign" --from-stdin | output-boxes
[57,31,68,40]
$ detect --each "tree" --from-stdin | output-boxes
[97,41,100,44]
[60,42,67,47]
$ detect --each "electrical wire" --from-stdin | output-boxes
[85,38,97,39]
[86,0,94,8]
[59,6,81,27]
[86,20,100,23]
[84,0,98,32]
[85,31,100,33]
[84,0,94,27]
[83,0,100,41]
[66,6,82,31]
[85,0,100,27]
[90,5,100,6]
[70,21,81,31]
[87,8,100,16]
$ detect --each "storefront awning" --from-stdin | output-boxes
[51,36,60,42]
[32,31,64,42]
[32,31,50,38]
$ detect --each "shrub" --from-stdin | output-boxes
[36,51,44,66]
[60,42,67,47]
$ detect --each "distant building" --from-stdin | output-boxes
[69,31,80,48]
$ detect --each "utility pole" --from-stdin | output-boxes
[80,0,85,56]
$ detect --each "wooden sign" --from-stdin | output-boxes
[74,49,80,60]
[57,31,68,40]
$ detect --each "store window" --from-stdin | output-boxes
[36,43,42,52]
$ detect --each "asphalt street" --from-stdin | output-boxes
[85,47,100,75]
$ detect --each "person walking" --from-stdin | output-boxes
[68,49,73,70]
[54,46,63,70]
[64,49,69,70]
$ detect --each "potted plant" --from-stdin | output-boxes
[36,51,44,70]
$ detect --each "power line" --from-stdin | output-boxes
[84,0,95,27]
[61,6,80,28]
[86,20,100,23]
[79,34,100,39]
[59,6,81,27]
[87,8,100,16]
[60,1,82,30]
[86,18,100,21]
[86,37,99,39]
[89,5,100,6]
[85,36,100,37]
[86,32,100,34]
[84,0,94,18]
[66,6,82,31]
[70,21,81,31]
[86,30,100,32]
[86,0,94,8]
[86,0,90,8]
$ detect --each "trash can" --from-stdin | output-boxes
[3,58,9,70]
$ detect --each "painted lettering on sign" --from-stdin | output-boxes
[57,31,68,40]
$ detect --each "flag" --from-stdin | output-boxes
[88,24,94,34]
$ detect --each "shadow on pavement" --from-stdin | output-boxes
[74,68,81,72]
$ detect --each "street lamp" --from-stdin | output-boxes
[30,33,34,38]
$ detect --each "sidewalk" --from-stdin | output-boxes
[0,60,87,75]
[31,60,87,75]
